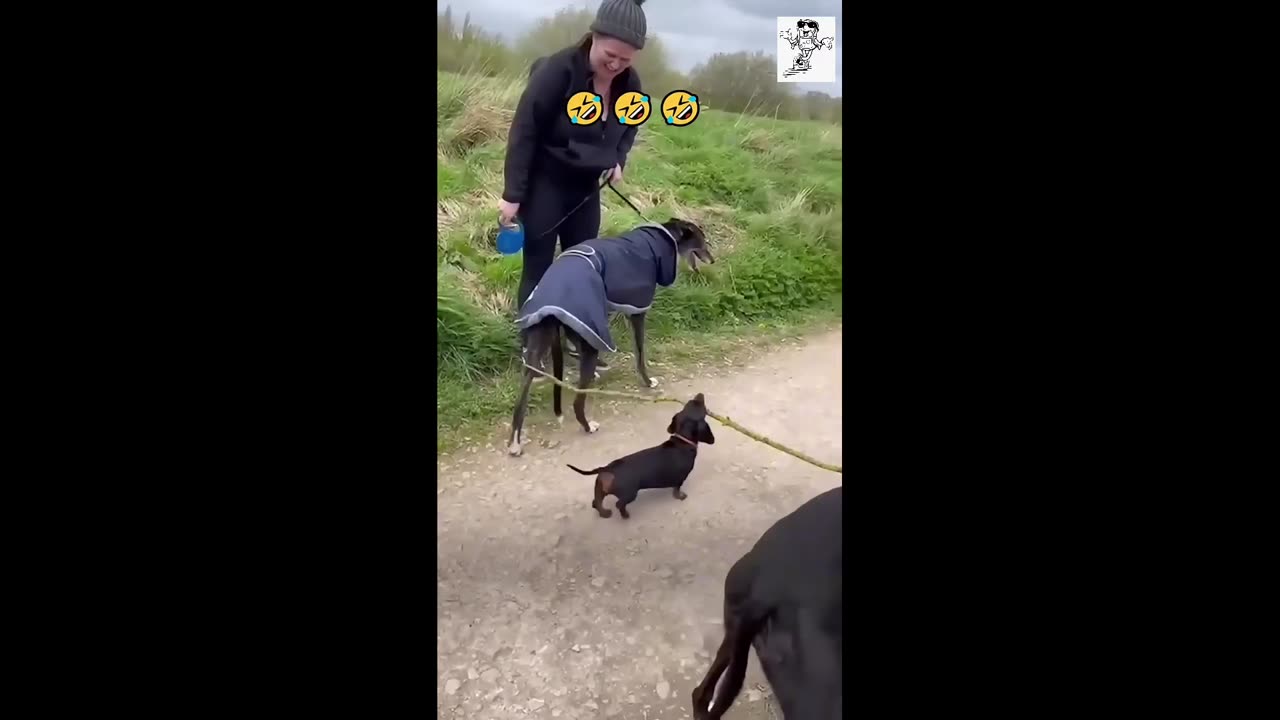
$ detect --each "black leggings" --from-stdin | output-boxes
[515,174,601,310]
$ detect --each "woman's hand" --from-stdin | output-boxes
[498,199,520,225]
[610,164,623,184]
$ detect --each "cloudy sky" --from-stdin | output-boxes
[439,0,843,97]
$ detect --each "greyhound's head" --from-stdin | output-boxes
[667,392,715,445]
[797,18,819,39]
[662,218,715,272]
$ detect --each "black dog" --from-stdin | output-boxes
[692,486,842,719]
[565,393,715,520]
[507,219,713,456]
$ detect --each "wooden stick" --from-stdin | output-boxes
[521,362,842,475]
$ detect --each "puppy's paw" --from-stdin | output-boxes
[586,420,600,433]
[648,376,661,388]
[507,440,524,456]
[556,414,564,426]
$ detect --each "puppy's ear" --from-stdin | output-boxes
[667,414,679,434]
[698,419,715,445]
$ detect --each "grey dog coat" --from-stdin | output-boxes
[515,223,679,353]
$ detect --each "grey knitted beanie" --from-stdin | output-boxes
[590,0,647,50]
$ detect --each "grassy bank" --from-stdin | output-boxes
[437,70,843,453]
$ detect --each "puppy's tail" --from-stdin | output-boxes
[566,463,608,475]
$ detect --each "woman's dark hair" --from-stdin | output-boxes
[578,32,593,51]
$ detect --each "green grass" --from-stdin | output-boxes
[437,70,843,453]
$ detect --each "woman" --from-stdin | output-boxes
[500,0,649,354]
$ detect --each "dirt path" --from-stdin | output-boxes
[437,328,842,718]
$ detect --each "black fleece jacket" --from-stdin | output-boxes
[502,43,643,205]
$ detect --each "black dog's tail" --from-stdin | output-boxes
[701,610,766,719]
[693,559,771,718]
[566,463,608,475]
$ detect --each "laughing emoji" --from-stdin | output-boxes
[661,90,700,127]
[567,91,603,125]
[614,91,651,125]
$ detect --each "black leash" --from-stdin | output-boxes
[534,171,650,239]
[604,178,650,222]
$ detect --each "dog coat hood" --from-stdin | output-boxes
[515,223,678,353]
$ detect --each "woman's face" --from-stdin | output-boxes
[589,34,638,79]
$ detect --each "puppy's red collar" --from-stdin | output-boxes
[671,433,697,446]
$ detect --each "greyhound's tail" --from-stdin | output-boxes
[566,463,607,475]
[552,323,564,416]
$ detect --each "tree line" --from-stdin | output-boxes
[438,6,841,125]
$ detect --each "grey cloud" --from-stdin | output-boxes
[721,0,841,20]
[438,0,842,96]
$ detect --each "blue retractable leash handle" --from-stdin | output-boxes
[496,218,524,255]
